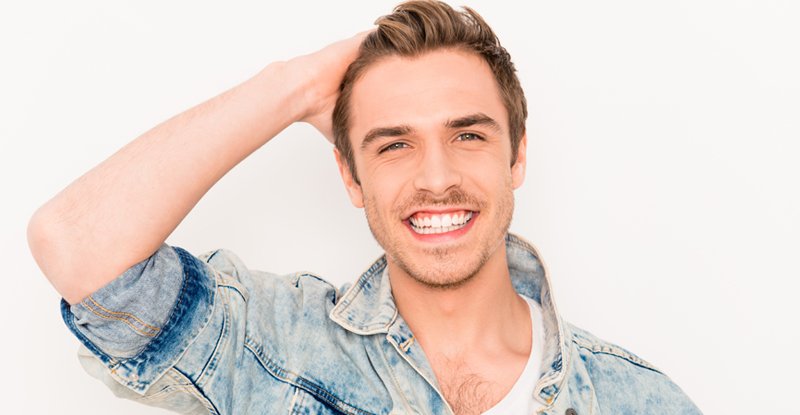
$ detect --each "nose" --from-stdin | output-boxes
[412,141,463,195]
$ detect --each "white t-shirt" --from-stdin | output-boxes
[481,295,545,415]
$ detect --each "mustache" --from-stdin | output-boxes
[397,188,486,215]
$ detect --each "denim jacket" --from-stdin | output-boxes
[62,233,702,414]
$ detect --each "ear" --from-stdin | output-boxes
[511,133,527,189]
[334,148,364,208]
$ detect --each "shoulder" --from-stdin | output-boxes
[564,322,702,414]
[567,322,663,373]
[194,247,351,354]
[198,247,341,304]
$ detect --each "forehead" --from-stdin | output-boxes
[348,49,508,142]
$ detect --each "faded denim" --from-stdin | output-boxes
[62,233,702,414]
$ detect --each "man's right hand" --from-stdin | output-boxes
[27,30,369,304]
[293,30,370,143]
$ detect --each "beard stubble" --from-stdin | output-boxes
[363,184,514,290]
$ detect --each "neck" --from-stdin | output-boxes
[389,242,530,359]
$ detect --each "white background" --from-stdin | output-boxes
[2,1,798,413]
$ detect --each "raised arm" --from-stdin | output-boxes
[27,32,366,305]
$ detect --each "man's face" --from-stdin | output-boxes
[336,49,527,288]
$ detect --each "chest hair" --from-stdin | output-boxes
[437,365,503,415]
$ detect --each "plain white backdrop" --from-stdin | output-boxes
[2,1,798,413]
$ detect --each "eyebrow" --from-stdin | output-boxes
[360,112,502,151]
[361,125,412,150]
[445,113,502,133]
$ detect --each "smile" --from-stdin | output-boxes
[408,211,474,235]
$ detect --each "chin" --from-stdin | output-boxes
[390,238,494,290]
[401,262,480,290]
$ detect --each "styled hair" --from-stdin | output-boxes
[332,0,528,183]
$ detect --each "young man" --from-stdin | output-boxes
[28,1,701,414]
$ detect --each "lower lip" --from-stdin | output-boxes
[404,212,479,243]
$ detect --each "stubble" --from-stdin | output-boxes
[363,183,514,290]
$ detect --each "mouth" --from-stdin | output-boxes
[405,209,476,235]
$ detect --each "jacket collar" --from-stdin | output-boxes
[329,232,572,406]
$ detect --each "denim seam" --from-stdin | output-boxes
[536,350,572,407]
[373,336,417,414]
[571,335,663,374]
[288,387,301,414]
[217,276,249,303]
[399,336,415,352]
[132,368,219,414]
[509,233,571,406]
[196,281,231,387]
[295,272,338,289]
[243,337,375,415]
[61,299,118,367]
[170,366,221,415]
[330,257,395,334]
[81,296,161,337]
[334,257,386,310]
[121,247,217,391]
[126,249,191,364]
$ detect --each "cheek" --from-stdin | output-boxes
[363,163,413,198]
[364,153,417,179]
[361,179,404,219]
[464,156,513,188]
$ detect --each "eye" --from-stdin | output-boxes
[456,132,484,142]
[379,142,409,153]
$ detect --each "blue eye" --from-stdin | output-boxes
[379,142,409,153]
[457,133,483,141]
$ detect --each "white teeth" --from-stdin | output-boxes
[442,214,452,227]
[418,224,461,234]
[409,211,474,234]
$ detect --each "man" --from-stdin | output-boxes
[28,1,701,414]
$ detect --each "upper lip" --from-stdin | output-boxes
[402,207,477,221]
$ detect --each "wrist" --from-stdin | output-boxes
[250,60,312,123]
[269,57,326,123]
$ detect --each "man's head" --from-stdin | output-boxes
[332,0,528,289]
[333,0,527,183]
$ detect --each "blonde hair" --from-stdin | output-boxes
[332,0,527,183]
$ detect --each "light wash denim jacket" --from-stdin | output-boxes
[62,233,701,414]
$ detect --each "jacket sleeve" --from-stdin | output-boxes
[61,243,342,414]
[61,244,222,414]
[568,323,703,414]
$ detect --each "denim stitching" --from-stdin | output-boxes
[288,387,301,414]
[244,337,375,415]
[169,366,221,415]
[374,336,417,414]
[571,334,662,373]
[399,336,415,352]
[197,279,230,386]
[81,295,160,337]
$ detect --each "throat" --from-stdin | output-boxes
[390,254,523,348]
[399,288,530,356]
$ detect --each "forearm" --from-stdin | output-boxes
[29,61,306,304]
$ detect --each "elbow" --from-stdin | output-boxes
[27,205,84,304]
[27,204,58,276]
